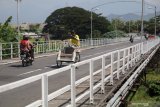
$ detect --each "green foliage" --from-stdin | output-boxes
[29,24,40,33]
[148,80,160,96]
[103,30,126,38]
[144,15,160,34]
[43,6,110,39]
[93,30,101,38]
[0,16,17,42]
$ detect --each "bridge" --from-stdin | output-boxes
[0,37,159,107]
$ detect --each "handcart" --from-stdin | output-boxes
[56,41,80,68]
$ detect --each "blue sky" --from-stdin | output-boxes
[0,0,159,24]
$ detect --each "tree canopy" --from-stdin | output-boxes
[0,16,17,42]
[43,6,110,39]
[144,15,160,35]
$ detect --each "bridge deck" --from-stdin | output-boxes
[47,56,145,107]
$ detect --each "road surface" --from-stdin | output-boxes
[0,40,141,107]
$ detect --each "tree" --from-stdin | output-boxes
[0,16,17,42]
[43,6,110,39]
[145,15,160,35]
[29,24,40,33]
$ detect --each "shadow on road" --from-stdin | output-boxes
[9,64,23,68]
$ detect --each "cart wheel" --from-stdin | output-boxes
[56,61,62,68]
[75,52,80,62]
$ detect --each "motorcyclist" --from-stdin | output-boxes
[20,35,34,60]
[129,35,133,43]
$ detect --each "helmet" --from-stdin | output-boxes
[23,35,29,40]
[71,30,75,34]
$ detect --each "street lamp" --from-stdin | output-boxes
[148,6,157,36]
[140,0,144,41]
[15,0,21,39]
[91,8,99,46]
[114,16,123,39]
[90,1,137,46]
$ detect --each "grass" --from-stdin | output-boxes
[127,69,160,107]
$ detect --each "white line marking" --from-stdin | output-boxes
[44,64,57,69]
[18,69,42,76]
[82,51,108,59]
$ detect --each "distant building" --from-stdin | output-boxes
[21,32,38,38]
[10,23,46,31]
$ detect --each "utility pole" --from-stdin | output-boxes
[140,0,144,41]
[15,0,21,40]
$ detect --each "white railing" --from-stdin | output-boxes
[0,37,140,60]
[106,39,160,107]
[0,38,157,107]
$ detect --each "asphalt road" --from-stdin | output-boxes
[0,40,141,107]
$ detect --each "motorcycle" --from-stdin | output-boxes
[129,37,133,43]
[20,51,33,67]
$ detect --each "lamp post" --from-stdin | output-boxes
[90,1,137,46]
[114,16,123,39]
[91,8,99,46]
[129,20,131,34]
[148,6,157,36]
[140,0,144,41]
[15,0,21,39]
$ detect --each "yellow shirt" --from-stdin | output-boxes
[70,34,80,46]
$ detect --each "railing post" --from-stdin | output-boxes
[127,48,130,69]
[141,42,144,54]
[55,41,57,51]
[122,49,126,74]
[42,74,48,107]
[36,42,39,54]
[48,41,50,52]
[130,47,133,67]
[135,45,138,62]
[90,59,94,104]
[18,43,20,58]
[117,50,120,80]
[11,42,13,59]
[146,41,149,53]
[43,42,45,53]
[138,43,141,60]
[110,52,114,85]
[133,46,136,64]
[0,43,2,60]
[71,64,76,107]
[101,56,105,94]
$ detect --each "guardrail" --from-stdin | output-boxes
[106,39,160,107]
[0,37,141,60]
[0,37,156,107]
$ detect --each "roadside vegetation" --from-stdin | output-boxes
[126,50,160,107]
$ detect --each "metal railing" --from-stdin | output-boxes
[0,37,157,107]
[0,37,141,60]
[106,39,160,107]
